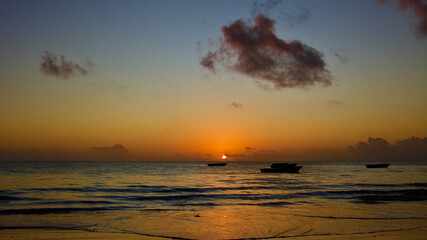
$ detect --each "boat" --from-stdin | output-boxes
[207,163,227,166]
[261,165,302,173]
[270,163,297,168]
[366,163,389,168]
[261,162,302,173]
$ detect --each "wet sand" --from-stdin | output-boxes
[0,227,426,240]
[1,206,426,240]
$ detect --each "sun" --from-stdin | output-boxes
[222,154,227,159]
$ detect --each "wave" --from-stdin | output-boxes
[1,187,425,211]
[0,206,129,215]
[0,195,39,202]
[296,215,427,220]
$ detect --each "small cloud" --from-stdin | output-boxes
[257,149,276,153]
[226,153,247,158]
[230,102,244,108]
[245,147,256,151]
[203,20,212,26]
[328,100,342,105]
[196,41,203,54]
[40,51,94,79]
[90,144,129,155]
[330,48,348,65]
[176,152,184,157]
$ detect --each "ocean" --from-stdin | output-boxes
[0,161,426,239]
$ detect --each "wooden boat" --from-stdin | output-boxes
[261,165,302,173]
[207,163,227,166]
[366,163,389,168]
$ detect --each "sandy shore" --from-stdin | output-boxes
[1,227,426,240]
[0,229,162,240]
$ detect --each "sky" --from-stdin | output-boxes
[0,0,426,161]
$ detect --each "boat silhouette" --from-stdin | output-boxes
[261,162,302,173]
[366,163,389,168]
[207,163,227,166]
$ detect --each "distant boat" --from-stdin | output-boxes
[261,166,302,173]
[366,163,389,168]
[261,162,302,173]
[207,163,227,166]
[270,163,297,168]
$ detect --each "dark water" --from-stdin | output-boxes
[0,161,426,239]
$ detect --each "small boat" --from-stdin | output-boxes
[261,165,302,173]
[270,163,297,168]
[207,163,227,166]
[366,163,389,168]
[261,162,302,173]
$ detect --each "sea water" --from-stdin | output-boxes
[0,161,426,239]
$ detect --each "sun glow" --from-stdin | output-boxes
[222,154,227,159]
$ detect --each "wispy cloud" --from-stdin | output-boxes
[200,14,332,90]
[230,102,244,108]
[277,6,310,28]
[203,20,213,26]
[225,153,247,158]
[40,51,94,79]
[330,48,348,65]
[251,0,283,17]
[90,144,129,155]
[251,0,310,28]
[328,100,342,105]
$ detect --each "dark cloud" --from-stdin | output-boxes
[349,137,391,153]
[91,144,129,156]
[394,136,427,160]
[378,0,427,38]
[230,102,244,108]
[348,137,427,161]
[245,147,256,151]
[330,48,348,65]
[200,14,332,90]
[200,51,217,74]
[40,51,95,79]
[328,100,342,105]
[396,136,427,148]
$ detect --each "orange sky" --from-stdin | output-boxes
[0,0,426,161]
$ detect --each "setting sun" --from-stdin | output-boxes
[222,154,227,159]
